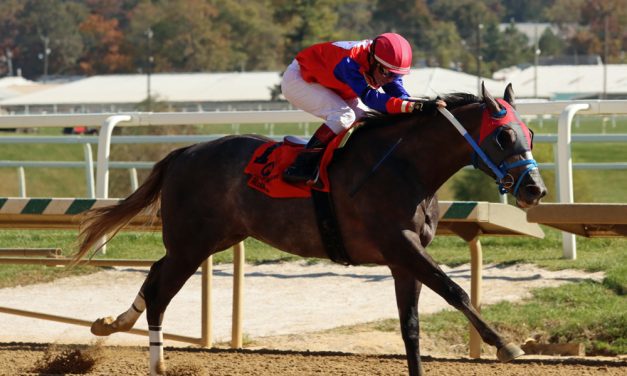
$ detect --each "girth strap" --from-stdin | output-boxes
[311,189,353,266]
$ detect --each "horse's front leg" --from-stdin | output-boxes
[390,266,424,376]
[398,230,524,362]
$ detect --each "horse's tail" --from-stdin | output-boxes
[73,146,189,262]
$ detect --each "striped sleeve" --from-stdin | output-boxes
[385,98,415,113]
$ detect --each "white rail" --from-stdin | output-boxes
[1,100,627,259]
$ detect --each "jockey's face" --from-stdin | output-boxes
[373,63,400,86]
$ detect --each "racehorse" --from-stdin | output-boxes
[73,83,546,376]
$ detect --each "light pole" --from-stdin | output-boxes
[2,49,13,76]
[38,36,51,82]
[534,25,541,98]
[476,23,483,95]
[603,13,609,100]
[145,28,154,111]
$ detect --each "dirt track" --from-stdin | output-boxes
[0,262,605,346]
[1,342,625,376]
[0,262,621,375]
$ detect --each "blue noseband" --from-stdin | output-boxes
[439,105,538,197]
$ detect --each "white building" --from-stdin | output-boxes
[493,64,627,99]
[0,69,503,114]
[1,64,625,114]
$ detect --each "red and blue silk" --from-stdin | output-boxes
[296,40,411,113]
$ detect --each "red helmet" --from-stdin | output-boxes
[373,33,412,75]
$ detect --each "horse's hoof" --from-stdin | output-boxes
[497,342,525,362]
[90,316,115,336]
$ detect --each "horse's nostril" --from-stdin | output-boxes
[540,188,547,198]
[525,184,546,199]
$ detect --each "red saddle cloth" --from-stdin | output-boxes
[244,132,346,198]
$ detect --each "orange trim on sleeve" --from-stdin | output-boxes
[386,98,414,113]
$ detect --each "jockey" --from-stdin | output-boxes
[281,32,446,183]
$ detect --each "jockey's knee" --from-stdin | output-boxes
[327,109,356,134]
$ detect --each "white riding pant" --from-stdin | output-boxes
[281,60,369,134]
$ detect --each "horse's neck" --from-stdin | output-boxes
[399,105,482,193]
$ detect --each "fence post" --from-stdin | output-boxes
[468,237,483,358]
[95,115,132,199]
[557,103,589,260]
[231,242,245,348]
[129,168,139,192]
[95,115,132,253]
[17,166,26,197]
[83,143,95,198]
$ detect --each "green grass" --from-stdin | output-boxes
[422,228,627,355]
[426,229,627,294]
[413,280,627,356]
[0,230,299,288]
[331,228,627,356]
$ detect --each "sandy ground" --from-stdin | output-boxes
[1,344,625,376]
[0,261,605,351]
[1,261,624,375]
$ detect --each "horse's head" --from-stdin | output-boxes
[475,83,547,208]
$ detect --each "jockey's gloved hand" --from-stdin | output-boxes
[411,99,439,115]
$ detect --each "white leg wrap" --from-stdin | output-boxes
[133,293,147,312]
[116,293,145,329]
[149,328,165,375]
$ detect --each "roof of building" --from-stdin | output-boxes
[0,69,503,107]
[0,76,54,101]
[495,64,627,99]
[0,72,282,105]
[403,68,501,97]
[1,64,625,107]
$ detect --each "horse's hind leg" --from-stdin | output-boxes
[90,258,169,337]
[400,230,524,362]
[141,254,204,375]
[390,266,424,376]
[90,291,146,336]
[92,252,206,375]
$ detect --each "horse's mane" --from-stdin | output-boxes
[360,92,481,130]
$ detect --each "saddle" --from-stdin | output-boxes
[244,129,353,198]
[244,129,356,265]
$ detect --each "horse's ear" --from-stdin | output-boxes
[482,81,502,114]
[504,83,516,109]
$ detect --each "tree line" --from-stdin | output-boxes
[0,0,625,81]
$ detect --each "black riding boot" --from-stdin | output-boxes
[282,148,324,183]
[283,124,335,183]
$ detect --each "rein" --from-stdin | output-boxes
[438,107,538,196]
[349,137,403,197]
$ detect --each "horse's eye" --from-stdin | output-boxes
[494,127,516,150]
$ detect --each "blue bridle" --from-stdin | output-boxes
[438,106,539,196]
[468,143,539,195]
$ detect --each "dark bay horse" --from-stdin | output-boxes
[74,84,546,375]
